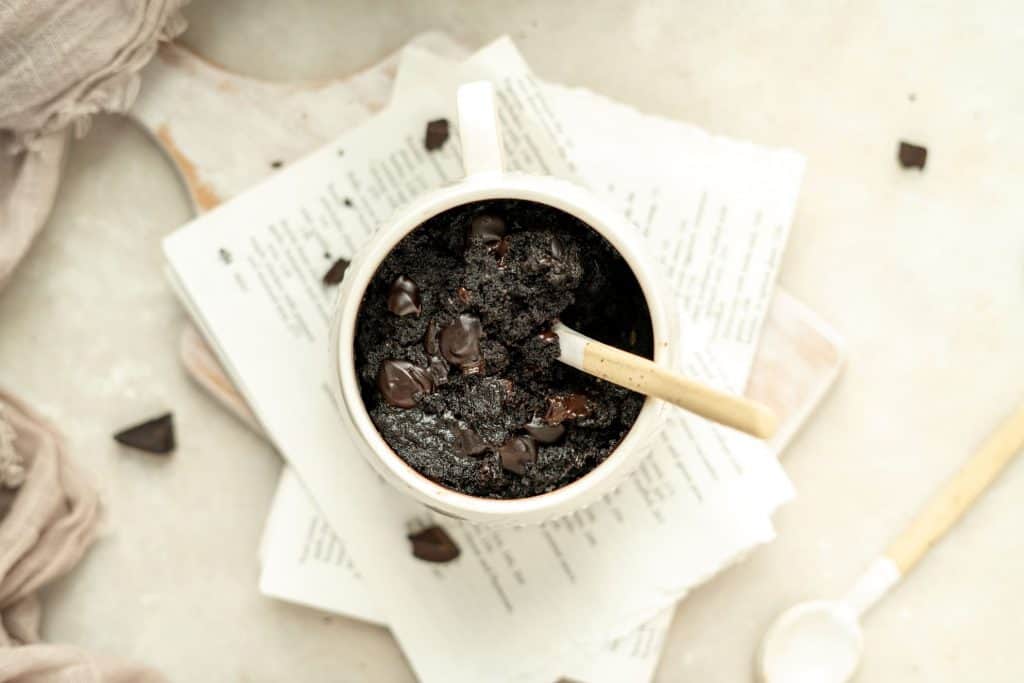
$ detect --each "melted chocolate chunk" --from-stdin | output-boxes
[537,329,558,344]
[544,393,591,424]
[428,356,449,385]
[424,319,439,356]
[424,119,450,151]
[498,435,537,475]
[377,360,433,408]
[113,413,175,454]
[494,237,511,259]
[452,424,488,457]
[408,525,460,563]
[322,258,350,285]
[550,235,565,260]
[387,276,422,316]
[456,287,471,304]
[468,214,506,248]
[440,314,483,371]
[524,420,566,444]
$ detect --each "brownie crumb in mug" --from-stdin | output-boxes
[354,199,653,499]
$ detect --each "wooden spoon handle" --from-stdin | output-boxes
[884,401,1024,574]
[579,337,778,439]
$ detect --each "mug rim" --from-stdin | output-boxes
[331,172,672,519]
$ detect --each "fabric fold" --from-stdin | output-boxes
[0,391,165,681]
[0,0,190,291]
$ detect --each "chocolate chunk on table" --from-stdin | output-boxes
[113,413,175,454]
[898,141,927,170]
[322,257,350,285]
[408,525,460,563]
[424,118,450,151]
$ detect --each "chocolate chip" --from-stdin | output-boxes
[440,314,483,371]
[537,329,558,344]
[898,141,927,170]
[544,393,590,424]
[452,424,488,457]
[408,525,460,563]
[427,356,449,385]
[377,360,433,408]
[424,319,440,356]
[323,258,350,285]
[114,413,175,454]
[524,420,565,444]
[387,276,422,316]
[550,235,565,260]
[424,119,450,151]
[494,237,510,259]
[498,436,537,475]
[468,215,506,248]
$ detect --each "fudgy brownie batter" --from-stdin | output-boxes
[354,199,653,499]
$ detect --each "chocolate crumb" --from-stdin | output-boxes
[408,525,460,563]
[343,197,354,208]
[424,119,450,151]
[323,258,350,285]
[114,413,175,454]
[270,160,283,169]
[898,141,927,170]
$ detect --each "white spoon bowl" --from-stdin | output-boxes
[758,600,862,683]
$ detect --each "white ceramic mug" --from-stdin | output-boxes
[328,81,679,525]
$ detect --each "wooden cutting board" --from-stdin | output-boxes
[130,34,844,452]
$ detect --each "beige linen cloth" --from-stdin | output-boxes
[1,0,186,679]
[0,392,165,681]
[0,0,188,291]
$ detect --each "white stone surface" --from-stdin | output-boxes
[1,1,1022,681]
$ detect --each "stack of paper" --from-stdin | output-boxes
[163,38,804,683]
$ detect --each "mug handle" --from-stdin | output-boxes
[457,81,505,177]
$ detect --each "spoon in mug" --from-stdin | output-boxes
[552,322,777,439]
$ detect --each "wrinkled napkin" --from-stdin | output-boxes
[0,391,165,681]
[0,0,189,291]
[0,0,186,677]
